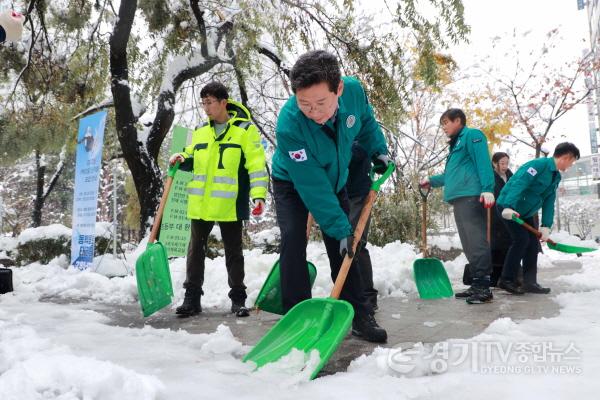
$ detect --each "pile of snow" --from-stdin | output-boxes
[250,226,280,246]
[13,255,137,305]
[11,226,586,312]
[2,225,600,398]
[18,224,72,245]
[0,236,17,252]
[427,233,462,250]
[549,230,598,249]
[96,221,114,239]
[5,231,471,310]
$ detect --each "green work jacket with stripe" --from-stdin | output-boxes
[429,126,494,202]
[497,157,560,228]
[271,76,388,240]
[178,100,268,222]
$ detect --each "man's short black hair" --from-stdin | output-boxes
[200,82,229,101]
[553,142,580,160]
[440,108,467,127]
[290,50,341,93]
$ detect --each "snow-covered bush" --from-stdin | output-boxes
[0,235,18,266]
[16,224,72,265]
[369,193,419,246]
[557,198,600,239]
[249,226,280,254]
[15,224,112,265]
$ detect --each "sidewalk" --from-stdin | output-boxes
[86,259,581,376]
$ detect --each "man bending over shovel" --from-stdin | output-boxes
[271,50,392,343]
[496,142,580,295]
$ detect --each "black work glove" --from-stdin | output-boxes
[372,153,392,174]
[339,235,355,258]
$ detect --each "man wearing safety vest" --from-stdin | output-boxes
[169,82,268,318]
[271,50,393,343]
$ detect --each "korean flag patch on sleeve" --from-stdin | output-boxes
[289,149,307,162]
[527,167,537,176]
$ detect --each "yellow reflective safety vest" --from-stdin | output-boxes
[179,100,268,221]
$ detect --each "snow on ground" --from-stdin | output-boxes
[427,232,463,251]
[1,230,599,399]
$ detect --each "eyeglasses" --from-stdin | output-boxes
[297,96,337,114]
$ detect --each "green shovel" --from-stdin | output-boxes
[254,214,318,315]
[243,162,395,379]
[511,215,597,254]
[135,163,179,317]
[413,187,453,299]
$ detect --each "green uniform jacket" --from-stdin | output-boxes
[178,100,268,222]
[271,76,388,240]
[497,157,560,228]
[429,126,494,202]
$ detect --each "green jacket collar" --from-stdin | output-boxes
[549,157,559,172]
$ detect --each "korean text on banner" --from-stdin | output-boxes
[160,125,193,257]
[71,111,107,270]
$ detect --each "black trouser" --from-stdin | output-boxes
[451,196,492,288]
[490,248,508,286]
[273,179,372,316]
[497,206,539,285]
[184,219,247,302]
[349,194,377,304]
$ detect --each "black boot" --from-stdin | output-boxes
[366,292,379,313]
[175,288,202,317]
[455,287,475,298]
[498,280,524,295]
[352,312,387,343]
[231,300,250,317]
[523,283,551,294]
[466,287,493,304]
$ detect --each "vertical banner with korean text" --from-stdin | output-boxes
[160,125,193,257]
[71,111,107,270]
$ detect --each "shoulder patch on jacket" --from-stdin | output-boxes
[289,149,307,162]
[527,167,538,176]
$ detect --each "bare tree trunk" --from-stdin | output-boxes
[31,148,45,228]
[109,0,162,237]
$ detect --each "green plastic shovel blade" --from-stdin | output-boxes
[135,241,174,317]
[547,241,597,254]
[413,257,453,299]
[243,298,354,380]
[254,260,317,315]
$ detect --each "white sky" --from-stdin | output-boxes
[365,0,593,158]
[454,0,592,157]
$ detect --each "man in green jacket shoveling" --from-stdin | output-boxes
[420,108,496,304]
[496,142,580,295]
[271,50,392,343]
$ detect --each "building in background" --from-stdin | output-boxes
[583,0,600,153]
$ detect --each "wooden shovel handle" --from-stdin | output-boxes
[148,164,179,243]
[330,162,394,300]
[330,190,376,299]
[514,217,556,246]
[487,208,491,244]
[419,186,430,257]
[306,213,314,241]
